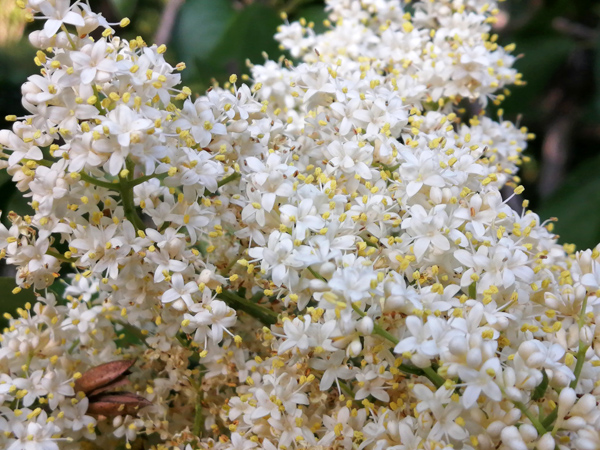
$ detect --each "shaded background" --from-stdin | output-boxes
[1,0,600,250]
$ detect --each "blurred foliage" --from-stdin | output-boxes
[0,0,599,251]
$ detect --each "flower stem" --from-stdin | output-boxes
[423,366,445,389]
[217,171,241,188]
[218,290,278,325]
[79,172,119,190]
[512,399,547,436]
[120,180,146,230]
[127,172,168,188]
[60,24,77,50]
[46,250,77,264]
[193,389,204,437]
[570,297,589,389]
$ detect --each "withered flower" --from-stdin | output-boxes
[75,359,151,418]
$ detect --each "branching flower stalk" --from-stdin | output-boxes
[0,1,599,450]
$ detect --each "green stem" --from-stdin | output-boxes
[127,172,168,188]
[423,366,445,389]
[46,250,76,264]
[60,24,77,49]
[542,408,558,430]
[468,281,477,299]
[570,341,589,390]
[570,297,589,389]
[339,380,355,399]
[120,183,145,230]
[217,172,241,188]
[79,172,119,190]
[193,389,204,437]
[67,338,80,354]
[308,266,326,281]
[542,298,589,432]
[23,158,53,168]
[512,399,547,436]
[218,290,278,325]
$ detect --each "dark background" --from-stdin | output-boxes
[1,0,600,249]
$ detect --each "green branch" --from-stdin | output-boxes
[79,172,119,190]
[217,172,241,188]
[512,399,547,436]
[218,290,278,325]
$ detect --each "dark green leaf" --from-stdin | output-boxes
[108,0,138,18]
[538,154,600,249]
[532,369,549,401]
[172,0,235,70]
[204,4,282,75]
[295,4,329,34]
[502,37,574,118]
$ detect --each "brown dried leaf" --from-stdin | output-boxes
[75,359,136,395]
[87,392,152,417]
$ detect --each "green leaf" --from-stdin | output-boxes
[204,4,282,75]
[295,4,329,34]
[538,153,600,249]
[532,369,549,401]
[0,277,37,328]
[108,0,138,18]
[172,0,235,70]
[501,37,574,119]
[593,32,600,117]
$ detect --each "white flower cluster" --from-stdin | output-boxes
[0,0,599,449]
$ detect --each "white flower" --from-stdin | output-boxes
[161,273,199,309]
[310,350,354,391]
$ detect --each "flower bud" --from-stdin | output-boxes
[308,279,328,291]
[492,315,509,331]
[357,316,374,335]
[544,292,560,309]
[558,387,577,418]
[466,347,482,368]
[77,13,101,36]
[28,30,53,48]
[449,337,468,356]
[227,120,249,133]
[563,416,586,431]
[525,352,545,369]
[580,325,593,346]
[537,433,555,450]
[505,387,523,403]
[501,426,527,450]
[505,407,522,424]
[571,394,597,417]
[577,250,593,274]
[567,324,580,348]
[347,338,362,357]
[518,341,538,360]
[549,370,571,388]
[411,353,431,368]
[519,423,537,442]
[319,262,336,278]
[430,187,442,204]
[486,421,505,437]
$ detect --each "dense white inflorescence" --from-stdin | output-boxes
[0,0,599,449]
